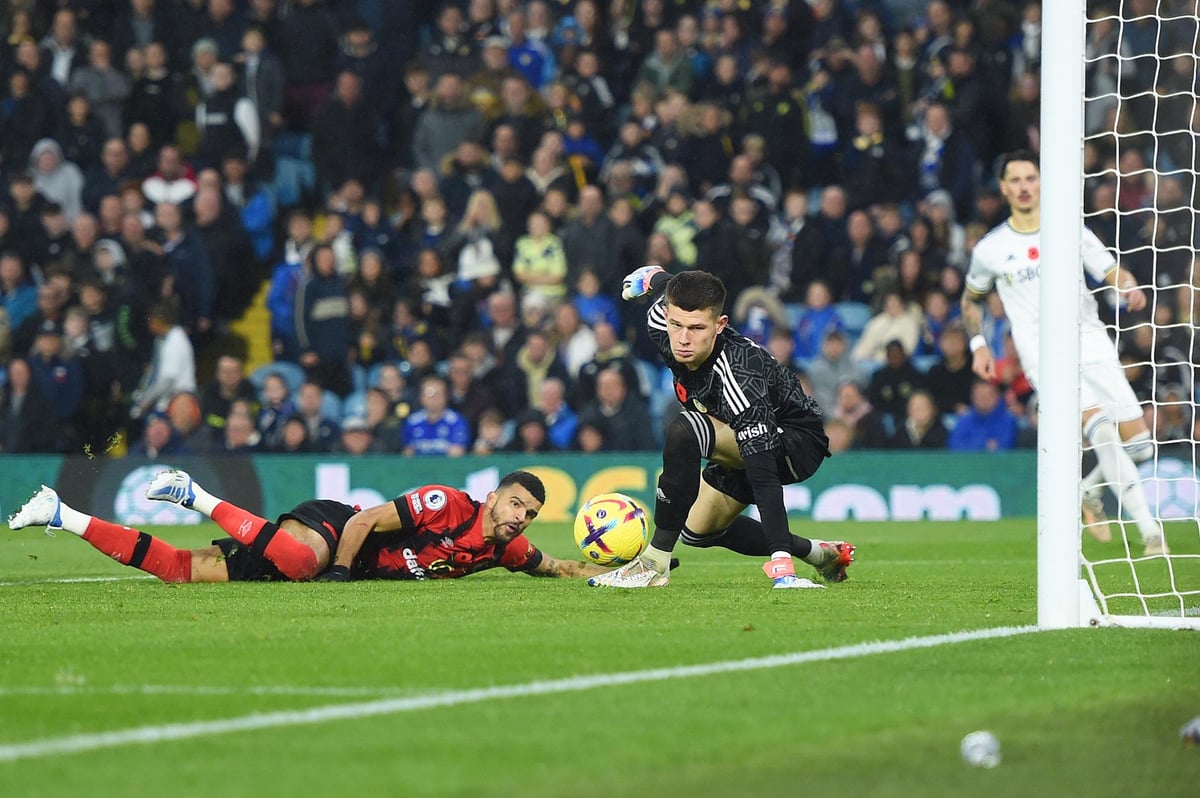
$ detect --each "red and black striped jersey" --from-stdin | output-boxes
[355,485,543,580]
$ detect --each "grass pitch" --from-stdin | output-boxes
[1,519,1198,798]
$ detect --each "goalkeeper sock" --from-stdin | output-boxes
[82,518,192,583]
[1086,415,1163,544]
[679,517,815,559]
[653,412,713,544]
[211,503,320,580]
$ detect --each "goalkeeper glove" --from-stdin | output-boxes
[315,564,352,582]
[621,264,667,301]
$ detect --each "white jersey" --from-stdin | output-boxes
[966,221,1118,380]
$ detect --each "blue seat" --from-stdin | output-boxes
[834,302,873,336]
[320,390,342,421]
[912,354,941,374]
[250,361,306,394]
[341,390,367,421]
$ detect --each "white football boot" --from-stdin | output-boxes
[8,485,64,530]
[588,555,670,588]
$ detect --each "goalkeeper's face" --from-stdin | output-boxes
[1000,159,1040,215]
[665,303,728,370]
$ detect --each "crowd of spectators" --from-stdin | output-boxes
[0,0,1195,459]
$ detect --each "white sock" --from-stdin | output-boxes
[1081,464,1104,496]
[1123,430,1154,463]
[641,545,671,570]
[802,540,827,565]
[770,550,791,561]
[1086,417,1162,544]
[57,503,93,538]
[188,482,220,516]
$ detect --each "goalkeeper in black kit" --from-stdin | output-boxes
[589,267,854,589]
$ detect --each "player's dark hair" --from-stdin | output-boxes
[997,149,1039,180]
[665,270,726,315]
[499,470,546,505]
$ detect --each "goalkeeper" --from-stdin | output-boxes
[962,150,1166,556]
[590,267,854,589]
[8,469,613,581]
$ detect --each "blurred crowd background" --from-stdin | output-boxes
[0,0,1195,460]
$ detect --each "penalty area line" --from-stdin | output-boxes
[0,624,1040,763]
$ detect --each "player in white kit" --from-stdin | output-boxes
[961,150,1167,556]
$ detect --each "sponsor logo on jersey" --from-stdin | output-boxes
[424,489,446,510]
[409,492,423,514]
[402,547,426,579]
[440,536,454,548]
[736,422,769,441]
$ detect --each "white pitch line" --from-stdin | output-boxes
[0,624,1040,763]
[0,575,153,587]
[0,685,426,698]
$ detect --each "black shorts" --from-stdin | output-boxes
[215,500,358,582]
[702,425,831,506]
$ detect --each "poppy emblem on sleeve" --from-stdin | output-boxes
[675,383,688,403]
[1028,246,1039,260]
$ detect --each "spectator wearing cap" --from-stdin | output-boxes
[27,317,83,449]
[413,71,487,174]
[0,357,59,452]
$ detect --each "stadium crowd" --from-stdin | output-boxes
[0,0,1195,458]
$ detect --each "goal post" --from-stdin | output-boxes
[1040,0,1200,630]
[1038,0,1087,629]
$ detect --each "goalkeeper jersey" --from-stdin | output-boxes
[646,295,825,459]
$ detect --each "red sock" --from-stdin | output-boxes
[82,518,192,583]
[263,535,320,581]
[211,501,319,580]
[210,502,271,545]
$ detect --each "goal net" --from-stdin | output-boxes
[1042,0,1199,629]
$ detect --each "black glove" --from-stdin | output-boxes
[315,564,352,582]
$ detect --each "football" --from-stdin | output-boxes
[573,493,649,565]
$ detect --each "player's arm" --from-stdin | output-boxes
[960,288,995,381]
[327,501,404,574]
[1103,265,1147,311]
[528,553,610,578]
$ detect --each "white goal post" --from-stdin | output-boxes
[1039,0,1199,630]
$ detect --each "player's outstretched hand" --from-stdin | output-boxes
[315,564,352,582]
[621,264,667,301]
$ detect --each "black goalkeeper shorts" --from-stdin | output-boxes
[215,500,358,582]
[702,425,831,506]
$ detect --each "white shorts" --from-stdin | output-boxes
[1024,329,1143,424]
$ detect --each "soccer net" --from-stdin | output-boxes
[1065,1,1199,628]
